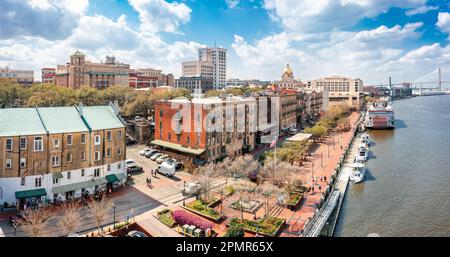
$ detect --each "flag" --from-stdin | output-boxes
[269,139,276,148]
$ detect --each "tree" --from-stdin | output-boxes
[195,163,220,210]
[87,196,112,236]
[0,79,26,107]
[124,93,153,117]
[58,201,81,236]
[229,155,260,221]
[77,86,102,106]
[19,206,52,237]
[99,86,135,106]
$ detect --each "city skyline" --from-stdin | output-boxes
[1,0,450,85]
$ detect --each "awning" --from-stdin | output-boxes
[106,174,119,183]
[151,139,205,155]
[52,178,109,194]
[52,172,63,180]
[116,173,127,182]
[15,188,47,199]
[286,133,313,142]
[53,180,93,194]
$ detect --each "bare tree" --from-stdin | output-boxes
[87,196,112,236]
[255,183,283,218]
[19,206,52,237]
[58,201,81,236]
[230,155,260,221]
[195,163,220,210]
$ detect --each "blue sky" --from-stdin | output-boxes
[1,0,450,85]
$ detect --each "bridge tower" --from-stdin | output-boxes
[438,67,442,92]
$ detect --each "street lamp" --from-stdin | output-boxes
[13,222,17,236]
[320,152,323,167]
[327,144,330,158]
[183,181,186,207]
[112,202,116,229]
[220,190,224,214]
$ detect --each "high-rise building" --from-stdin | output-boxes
[307,76,363,110]
[198,47,227,89]
[0,66,34,86]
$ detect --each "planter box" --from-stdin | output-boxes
[286,193,304,211]
[181,206,223,223]
[227,217,286,237]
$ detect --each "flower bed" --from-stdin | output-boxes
[173,210,213,231]
[184,199,223,222]
[228,216,285,237]
[156,209,176,228]
[286,192,304,210]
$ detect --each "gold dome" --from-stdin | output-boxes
[282,64,294,78]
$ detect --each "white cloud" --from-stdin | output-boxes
[405,5,438,16]
[437,12,450,38]
[263,0,426,33]
[225,0,239,9]
[0,0,89,40]
[232,23,424,84]
[0,0,202,80]
[128,0,191,34]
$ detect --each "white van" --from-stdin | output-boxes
[157,162,176,177]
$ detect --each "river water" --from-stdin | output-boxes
[335,95,450,237]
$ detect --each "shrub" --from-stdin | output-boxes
[172,210,213,231]
[225,223,244,237]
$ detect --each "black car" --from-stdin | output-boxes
[126,138,137,146]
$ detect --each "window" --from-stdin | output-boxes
[66,153,73,163]
[177,134,181,142]
[106,131,112,141]
[95,151,101,161]
[20,158,26,168]
[67,134,73,145]
[35,177,42,188]
[81,151,86,161]
[81,169,85,177]
[107,165,111,172]
[67,171,71,179]
[53,138,60,148]
[107,148,112,157]
[168,133,171,140]
[5,159,12,169]
[53,178,59,184]
[21,177,25,186]
[5,138,12,151]
[51,156,60,167]
[117,163,122,170]
[94,168,100,177]
[117,148,122,156]
[118,130,122,140]
[94,135,101,145]
[81,133,86,144]
[34,137,43,152]
[20,137,27,149]
[187,136,190,144]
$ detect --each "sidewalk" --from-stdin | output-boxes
[134,209,182,237]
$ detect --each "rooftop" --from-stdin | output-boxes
[37,107,89,133]
[79,106,124,130]
[0,108,47,137]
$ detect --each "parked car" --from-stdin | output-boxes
[157,162,176,177]
[156,154,169,164]
[126,159,143,175]
[164,159,182,171]
[150,153,162,161]
[127,230,147,237]
[182,182,202,196]
[126,136,137,146]
[289,127,298,135]
[139,148,152,156]
[144,150,159,158]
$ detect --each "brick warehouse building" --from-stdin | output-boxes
[151,96,279,164]
[0,104,127,209]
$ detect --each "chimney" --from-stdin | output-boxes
[78,102,84,116]
[114,101,119,114]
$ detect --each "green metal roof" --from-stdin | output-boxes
[37,107,89,133]
[0,108,47,137]
[151,139,205,155]
[15,188,47,199]
[52,177,109,194]
[79,106,124,130]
